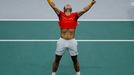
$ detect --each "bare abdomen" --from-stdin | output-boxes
[60,29,75,40]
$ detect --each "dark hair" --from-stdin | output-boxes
[64,4,72,12]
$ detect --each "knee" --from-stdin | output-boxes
[71,56,78,64]
[73,59,78,64]
[54,60,60,65]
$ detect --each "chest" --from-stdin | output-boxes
[60,13,76,21]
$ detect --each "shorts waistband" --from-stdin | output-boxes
[59,37,76,41]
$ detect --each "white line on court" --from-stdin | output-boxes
[0,19,134,21]
[0,40,134,42]
[0,19,134,42]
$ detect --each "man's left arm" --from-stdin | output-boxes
[77,0,96,17]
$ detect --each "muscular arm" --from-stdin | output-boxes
[77,0,96,17]
[47,0,61,15]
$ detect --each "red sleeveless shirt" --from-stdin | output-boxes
[58,11,79,29]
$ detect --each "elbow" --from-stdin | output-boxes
[83,8,89,12]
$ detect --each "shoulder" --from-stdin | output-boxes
[58,11,64,16]
[72,12,78,15]
[71,12,79,18]
[59,11,64,14]
[71,12,79,16]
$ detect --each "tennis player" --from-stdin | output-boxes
[47,0,96,75]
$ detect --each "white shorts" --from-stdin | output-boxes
[56,38,78,56]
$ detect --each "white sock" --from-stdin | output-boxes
[76,72,80,75]
[52,72,56,75]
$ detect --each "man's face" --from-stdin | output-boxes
[64,4,72,13]
[65,9,72,13]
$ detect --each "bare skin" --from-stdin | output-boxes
[48,0,96,40]
[47,0,96,73]
[60,28,75,40]
[60,10,75,40]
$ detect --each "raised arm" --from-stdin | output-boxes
[77,0,96,17]
[47,0,61,15]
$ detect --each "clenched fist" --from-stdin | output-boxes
[92,0,96,4]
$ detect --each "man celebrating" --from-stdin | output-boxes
[47,0,96,75]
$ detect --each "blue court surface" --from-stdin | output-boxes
[0,21,134,75]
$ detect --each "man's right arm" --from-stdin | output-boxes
[47,0,61,15]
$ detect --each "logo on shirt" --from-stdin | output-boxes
[62,16,75,21]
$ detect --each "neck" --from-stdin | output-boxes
[65,12,71,16]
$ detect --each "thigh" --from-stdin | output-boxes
[69,39,78,56]
[56,38,66,56]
